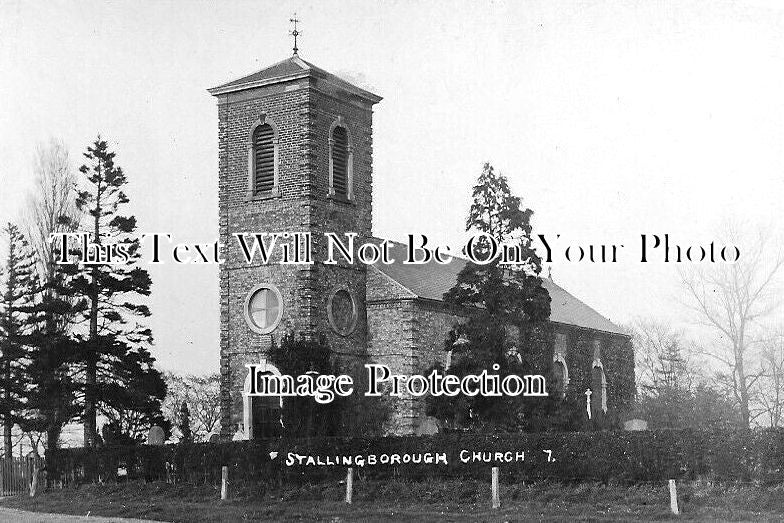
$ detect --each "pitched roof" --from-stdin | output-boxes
[370,239,627,336]
[208,55,382,103]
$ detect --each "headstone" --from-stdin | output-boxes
[147,425,166,445]
[414,416,440,436]
[585,389,592,419]
[232,423,248,441]
[209,433,221,443]
[623,418,648,431]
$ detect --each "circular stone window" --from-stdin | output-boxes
[327,287,357,336]
[244,284,284,335]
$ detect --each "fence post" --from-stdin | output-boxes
[669,479,679,515]
[221,466,228,501]
[29,459,39,497]
[345,467,353,504]
[491,466,500,509]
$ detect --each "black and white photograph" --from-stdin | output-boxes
[1,1,783,521]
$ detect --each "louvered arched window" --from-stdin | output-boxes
[253,124,275,194]
[329,122,352,200]
[331,126,348,197]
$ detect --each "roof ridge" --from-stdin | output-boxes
[210,55,302,92]
[208,54,382,102]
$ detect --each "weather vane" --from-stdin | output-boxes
[290,14,301,55]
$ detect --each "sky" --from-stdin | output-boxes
[1,0,783,375]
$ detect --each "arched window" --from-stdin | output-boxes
[552,353,569,398]
[252,124,275,194]
[251,384,282,439]
[247,115,279,198]
[591,361,608,416]
[243,361,283,440]
[329,120,353,200]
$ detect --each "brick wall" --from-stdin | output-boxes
[216,75,378,437]
[366,294,470,434]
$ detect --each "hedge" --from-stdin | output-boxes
[45,429,784,487]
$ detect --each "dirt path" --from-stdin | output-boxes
[0,506,164,523]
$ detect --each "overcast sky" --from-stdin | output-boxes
[1,0,783,375]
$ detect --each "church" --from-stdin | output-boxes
[208,51,634,438]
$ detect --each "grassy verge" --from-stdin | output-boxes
[2,479,784,521]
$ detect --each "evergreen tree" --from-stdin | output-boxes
[0,224,41,457]
[22,238,81,453]
[267,334,340,438]
[432,163,552,430]
[444,163,550,318]
[24,329,78,452]
[64,137,165,447]
[265,333,389,438]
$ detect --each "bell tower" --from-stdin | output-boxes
[208,54,382,437]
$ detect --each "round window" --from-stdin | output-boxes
[328,287,357,336]
[244,284,284,334]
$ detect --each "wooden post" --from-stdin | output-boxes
[29,460,39,497]
[491,466,500,509]
[221,466,228,501]
[669,479,679,515]
[345,467,353,504]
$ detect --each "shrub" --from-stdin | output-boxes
[45,428,784,487]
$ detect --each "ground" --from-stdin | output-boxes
[0,506,158,523]
[1,480,783,522]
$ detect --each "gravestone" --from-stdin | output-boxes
[147,425,166,445]
[623,418,648,431]
[414,416,440,436]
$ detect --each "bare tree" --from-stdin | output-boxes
[631,319,696,394]
[758,330,784,427]
[24,138,79,282]
[680,223,784,427]
[162,372,221,441]
[188,374,221,437]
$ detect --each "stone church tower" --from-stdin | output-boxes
[208,54,382,439]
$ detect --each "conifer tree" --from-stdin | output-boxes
[0,223,41,457]
[178,401,192,443]
[64,137,165,447]
[434,163,552,430]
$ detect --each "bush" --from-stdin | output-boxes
[45,428,784,487]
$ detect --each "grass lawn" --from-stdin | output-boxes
[2,479,784,521]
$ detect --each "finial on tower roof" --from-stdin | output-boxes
[289,14,301,55]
